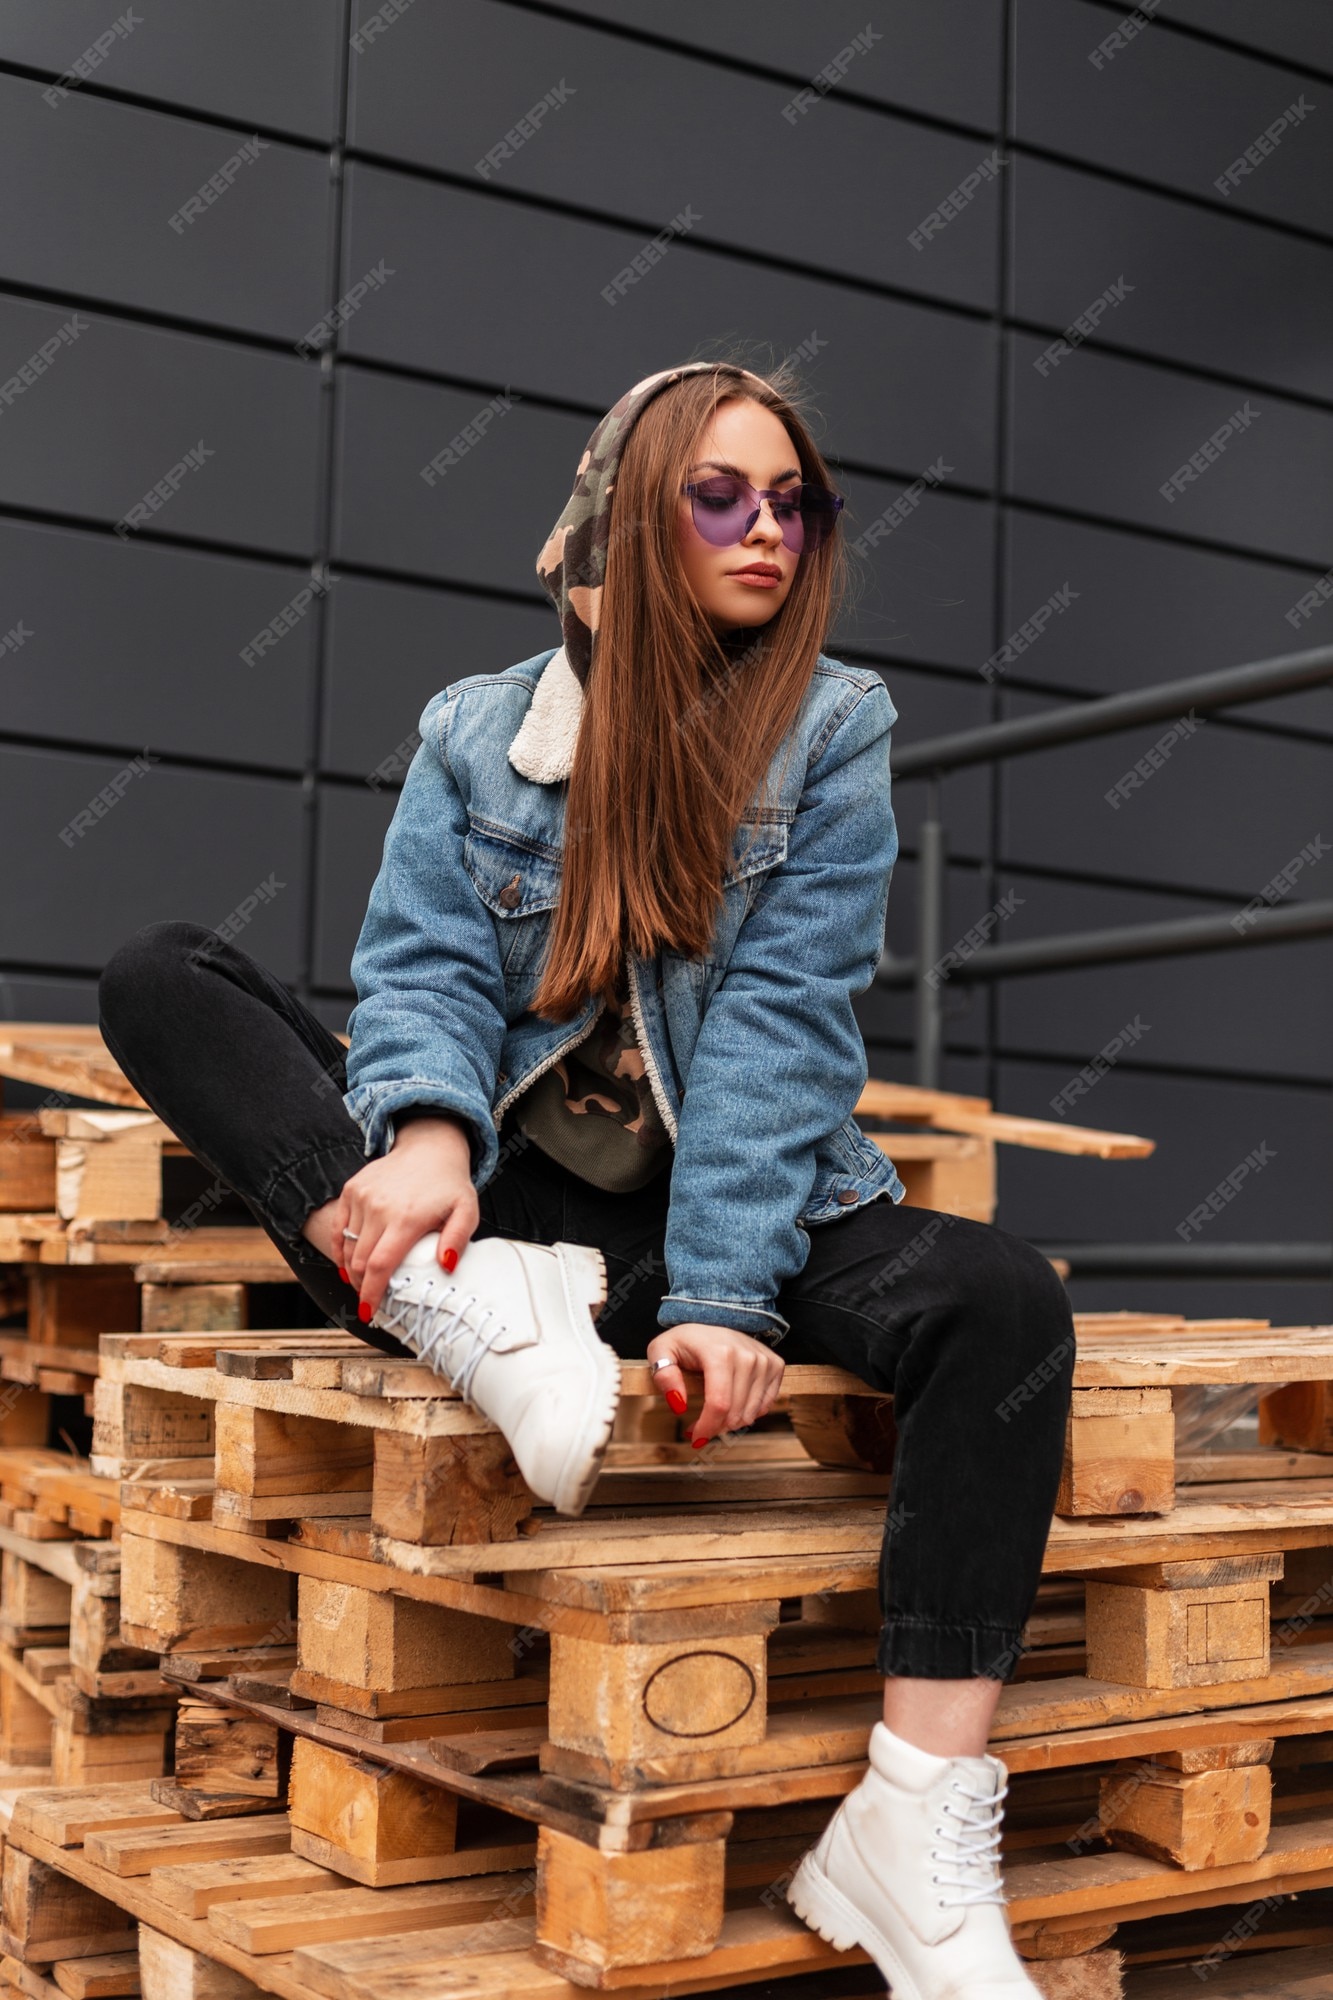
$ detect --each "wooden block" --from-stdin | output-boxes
[534,1823,724,1975]
[286,1737,459,1886]
[0,1852,136,1963]
[51,1720,168,1789]
[136,1928,261,2000]
[295,1576,513,1692]
[11,1782,181,1848]
[146,1854,335,1921]
[92,1385,212,1465]
[46,1116,162,1225]
[84,1817,291,1879]
[1017,1922,1117,1960]
[787,1394,896,1473]
[213,1407,371,1506]
[370,1431,533,1545]
[2,1558,71,1635]
[170,1699,283,1802]
[1260,1381,1333,1453]
[0,1118,57,1213]
[119,1535,292,1655]
[51,1950,141,1999]
[69,1582,156,1682]
[1056,1388,1175,1517]
[1084,1555,1276,1690]
[1098,1758,1271,1868]
[1157,1738,1274,1772]
[139,1288,246,1336]
[1025,1950,1123,1999]
[547,1624,770,1773]
[0,1676,53,1769]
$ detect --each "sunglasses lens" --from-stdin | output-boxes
[688,478,843,553]
[689,479,754,547]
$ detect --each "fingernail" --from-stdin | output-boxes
[442,1247,459,1273]
[665,1389,687,1415]
[692,1436,708,1451]
[357,1301,372,1323]
[337,1266,349,1284]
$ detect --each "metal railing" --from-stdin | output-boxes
[876,638,1333,1285]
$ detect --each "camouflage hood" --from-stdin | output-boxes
[534,361,770,690]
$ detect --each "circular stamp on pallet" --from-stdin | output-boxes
[641,1649,758,1738]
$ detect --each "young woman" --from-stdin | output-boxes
[99,359,1073,1999]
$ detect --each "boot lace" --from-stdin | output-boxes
[929,1775,1008,1909]
[375,1274,512,1404]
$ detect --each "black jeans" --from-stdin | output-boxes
[97,920,1075,1682]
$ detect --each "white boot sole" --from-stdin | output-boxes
[787,1850,920,2000]
[546,1242,619,1519]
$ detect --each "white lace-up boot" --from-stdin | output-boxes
[787,1721,1039,1999]
[369,1233,618,1517]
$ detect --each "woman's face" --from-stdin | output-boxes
[676,398,804,635]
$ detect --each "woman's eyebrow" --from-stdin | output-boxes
[688,458,803,483]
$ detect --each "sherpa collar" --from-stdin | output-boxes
[507,645,583,784]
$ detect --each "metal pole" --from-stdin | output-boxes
[915,787,946,1089]
[891,639,1333,781]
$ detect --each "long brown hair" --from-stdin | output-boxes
[530,359,849,1022]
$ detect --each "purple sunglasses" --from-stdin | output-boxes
[682,474,844,554]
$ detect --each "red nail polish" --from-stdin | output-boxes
[442,1247,459,1273]
[665,1389,687,1415]
[337,1266,349,1284]
[357,1301,372,1323]
[692,1436,708,1451]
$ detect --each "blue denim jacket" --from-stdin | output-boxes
[344,642,905,1341]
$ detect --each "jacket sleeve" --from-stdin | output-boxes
[656,676,898,1341]
[342,689,506,1184]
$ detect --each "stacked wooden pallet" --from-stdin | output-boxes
[0,1453,175,1796]
[5,1317,1301,1993]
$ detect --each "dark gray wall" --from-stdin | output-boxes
[1,1,1329,1316]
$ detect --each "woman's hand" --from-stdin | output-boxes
[645,1323,785,1447]
[333,1114,478,1318]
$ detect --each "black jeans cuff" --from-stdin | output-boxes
[260,1140,367,1253]
[877,1617,1027,1680]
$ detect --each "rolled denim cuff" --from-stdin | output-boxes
[260,1139,367,1247]
[656,1292,790,1342]
[877,1617,1027,1681]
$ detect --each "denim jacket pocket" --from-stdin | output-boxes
[462,817,562,980]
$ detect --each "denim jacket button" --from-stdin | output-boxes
[835,1189,859,1205]
[499,874,522,909]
